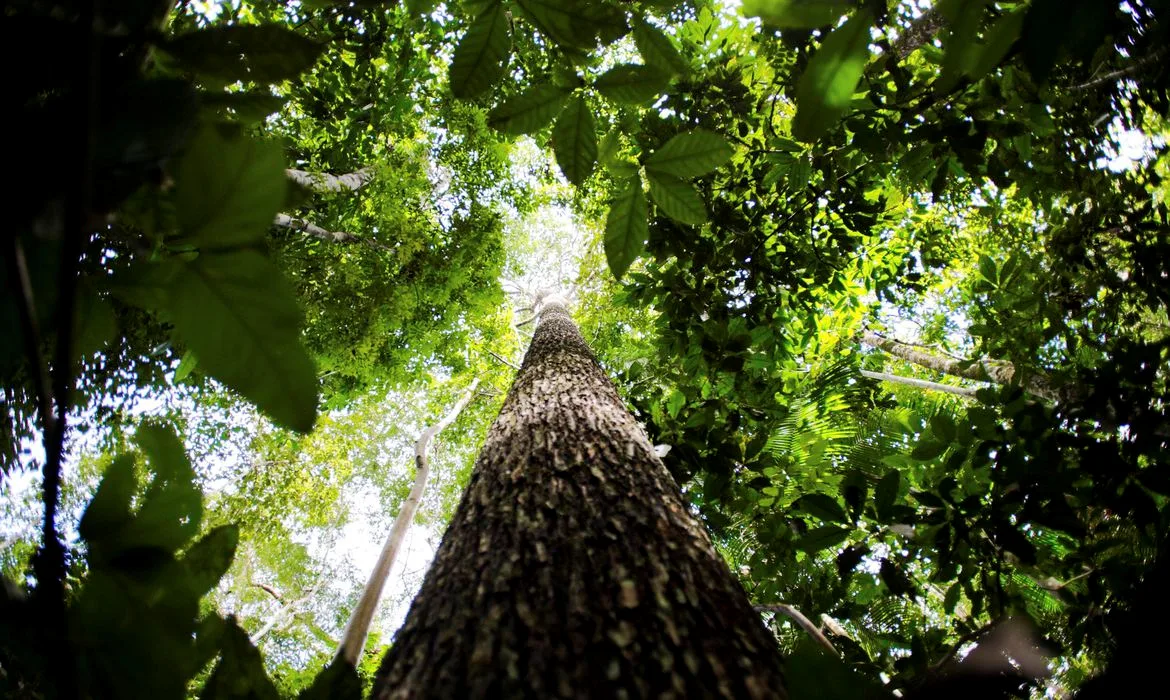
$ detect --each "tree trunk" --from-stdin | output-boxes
[372,298,785,699]
[286,167,374,193]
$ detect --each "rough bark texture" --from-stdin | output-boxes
[372,301,785,699]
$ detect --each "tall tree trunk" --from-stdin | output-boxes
[372,298,785,699]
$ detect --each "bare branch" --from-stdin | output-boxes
[755,603,838,656]
[274,213,392,251]
[860,369,981,398]
[487,350,520,371]
[1071,48,1168,91]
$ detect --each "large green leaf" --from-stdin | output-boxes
[632,20,687,75]
[604,174,648,280]
[78,454,137,547]
[552,96,597,185]
[644,130,734,179]
[182,525,239,598]
[795,493,849,523]
[791,9,874,142]
[487,84,572,135]
[514,0,602,50]
[163,25,324,83]
[647,173,706,225]
[742,0,857,29]
[594,64,670,104]
[174,124,287,250]
[795,525,852,553]
[127,423,203,552]
[449,4,512,99]
[166,251,318,433]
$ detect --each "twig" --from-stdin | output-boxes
[860,370,980,398]
[755,603,838,656]
[1071,48,1168,91]
[251,582,285,603]
[487,350,519,370]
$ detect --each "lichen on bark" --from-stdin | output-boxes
[373,300,785,699]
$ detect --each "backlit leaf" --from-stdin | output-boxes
[792,9,874,142]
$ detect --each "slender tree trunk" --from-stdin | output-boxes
[373,298,785,699]
[860,331,1068,403]
[336,377,482,665]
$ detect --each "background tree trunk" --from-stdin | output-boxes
[373,299,786,699]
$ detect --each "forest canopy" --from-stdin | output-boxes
[2,0,1168,697]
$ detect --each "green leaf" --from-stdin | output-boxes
[78,454,137,545]
[182,525,239,598]
[742,0,857,29]
[201,91,287,124]
[129,423,202,552]
[795,493,849,523]
[166,251,318,433]
[164,25,324,83]
[791,9,874,142]
[874,469,900,522]
[604,175,648,280]
[449,4,512,99]
[978,254,997,283]
[200,618,280,700]
[552,97,597,185]
[910,439,946,461]
[644,130,734,179]
[795,525,852,553]
[175,350,198,383]
[647,173,707,225]
[936,0,990,92]
[930,414,956,443]
[174,124,287,250]
[594,64,670,104]
[632,20,688,75]
[785,639,891,700]
[666,389,687,419]
[514,0,601,50]
[298,658,362,700]
[487,84,572,135]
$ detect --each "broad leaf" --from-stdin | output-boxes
[874,470,900,522]
[182,525,239,598]
[201,91,287,124]
[633,20,687,75]
[449,4,512,99]
[795,493,849,523]
[487,85,572,135]
[595,64,670,104]
[795,525,852,553]
[552,97,597,185]
[792,9,874,142]
[644,130,734,179]
[166,251,318,433]
[174,124,287,250]
[128,423,202,552]
[742,0,857,29]
[78,454,137,546]
[164,25,324,83]
[514,0,601,50]
[604,175,648,280]
[647,173,706,225]
[200,618,280,700]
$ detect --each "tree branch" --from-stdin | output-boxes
[1071,48,1168,91]
[286,167,374,193]
[860,369,980,398]
[487,350,519,371]
[273,213,391,251]
[335,377,483,665]
[755,603,838,656]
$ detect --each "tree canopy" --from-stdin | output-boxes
[2,0,1168,697]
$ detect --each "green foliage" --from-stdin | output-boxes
[791,9,873,142]
[604,174,649,279]
[450,3,512,99]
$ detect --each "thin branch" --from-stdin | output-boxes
[891,7,947,60]
[252,582,321,643]
[336,377,483,665]
[1071,48,1168,91]
[251,582,285,603]
[755,604,838,656]
[273,213,391,251]
[487,350,519,371]
[860,369,981,398]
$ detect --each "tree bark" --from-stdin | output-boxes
[372,298,785,699]
[860,331,1067,403]
[336,377,482,666]
[286,167,374,193]
[859,369,980,398]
